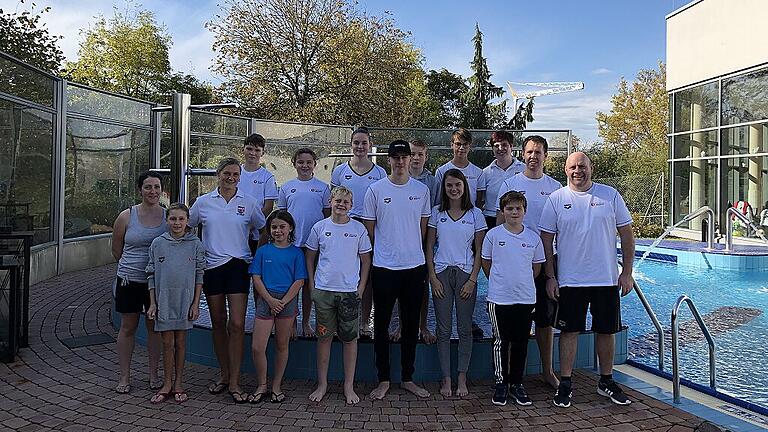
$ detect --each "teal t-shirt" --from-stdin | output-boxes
[248,243,307,294]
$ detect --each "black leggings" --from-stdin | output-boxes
[372,265,427,382]
[488,302,534,385]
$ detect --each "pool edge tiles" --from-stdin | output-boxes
[632,239,768,271]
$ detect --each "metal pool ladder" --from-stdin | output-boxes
[671,295,717,403]
[618,260,665,372]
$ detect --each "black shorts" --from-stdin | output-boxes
[555,286,621,334]
[484,216,498,229]
[115,276,150,314]
[203,258,250,297]
[533,255,558,328]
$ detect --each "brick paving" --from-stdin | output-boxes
[0,264,718,431]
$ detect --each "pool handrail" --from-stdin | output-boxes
[620,259,664,372]
[671,295,716,404]
[724,207,768,251]
[680,206,715,250]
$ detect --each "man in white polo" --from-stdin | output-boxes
[539,151,635,408]
[362,140,431,400]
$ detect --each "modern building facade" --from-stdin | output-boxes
[667,0,768,237]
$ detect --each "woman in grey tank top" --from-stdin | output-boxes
[111,172,167,394]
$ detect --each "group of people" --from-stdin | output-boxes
[111,127,637,410]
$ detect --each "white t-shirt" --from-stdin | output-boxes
[428,206,487,274]
[362,177,431,270]
[277,177,331,247]
[238,165,278,209]
[331,162,387,218]
[481,225,545,305]
[305,218,372,292]
[189,189,266,269]
[435,161,487,206]
[538,183,633,288]
[483,159,525,216]
[497,173,562,234]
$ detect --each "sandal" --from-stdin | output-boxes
[270,392,285,403]
[115,383,131,394]
[208,381,228,394]
[174,392,188,403]
[229,390,248,404]
[150,391,174,404]
[248,391,268,404]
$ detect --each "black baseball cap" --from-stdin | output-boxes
[388,140,411,156]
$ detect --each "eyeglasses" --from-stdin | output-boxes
[453,142,470,148]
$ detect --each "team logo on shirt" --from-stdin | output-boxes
[541,191,551,195]
[237,205,246,215]
[344,232,358,238]
[590,201,605,207]
[440,217,447,223]
[290,188,297,193]
[408,195,421,201]
[368,176,373,180]
[158,257,165,263]
[498,241,506,246]
[384,197,392,204]
[324,232,331,236]
[564,204,572,209]
[311,188,322,193]
[252,180,264,184]
[521,243,535,249]
[345,175,353,180]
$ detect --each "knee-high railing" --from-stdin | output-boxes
[680,206,716,250]
[671,295,716,404]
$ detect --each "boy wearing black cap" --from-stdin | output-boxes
[361,140,432,400]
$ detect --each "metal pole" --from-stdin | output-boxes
[672,299,681,403]
[55,80,68,275]
[170,93,191,205]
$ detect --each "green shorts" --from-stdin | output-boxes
[312,288,360,342]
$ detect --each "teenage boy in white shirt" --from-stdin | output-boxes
[362,140,431,400]
[482,190,545,407]
[483,130,525,228]
[434,128,487,208]
[539,151,636,408]
[495,135,562,389]
[238,133,278,252]
[305,186,372,405]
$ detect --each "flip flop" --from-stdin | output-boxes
[248,391,268,404]
[174,392,188,403]
[229,390,248,404]
[115,383,131,394]
[208,382,228,394]
[270,392,285,403]
[150,391,174,404]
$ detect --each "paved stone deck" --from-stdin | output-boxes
[0,264,719,431]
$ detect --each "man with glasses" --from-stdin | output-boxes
[434,128,487,209]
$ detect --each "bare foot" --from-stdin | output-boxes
[420,327,436,344]
[344,384,360,404]
[309,383,327,402]
[369,381,390,400]
[440,377,452,397]
[302,321,316,338]
[543,371,560,389]
[390,326,401,342]
[401,381,430,398]
[456,372,469,397]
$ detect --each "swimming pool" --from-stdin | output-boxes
[624,260,767,411]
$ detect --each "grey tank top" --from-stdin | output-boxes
[116,205,167,282]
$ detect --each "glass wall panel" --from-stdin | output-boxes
[724,156,768,236]
[64,119,150,238]
[190,111,248,136]
[67,85,152,125]
[673,159,717,229]
[0,100,54,244]
[722,67,768,125]
[721,123,768,156]
[0,55,55,107]
[673,81,718,132]
[672,131,718,159]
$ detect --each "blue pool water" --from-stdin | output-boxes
[625,260,768,410]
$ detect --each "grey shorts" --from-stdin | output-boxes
[255,289,298,320]
[313,288,360,342]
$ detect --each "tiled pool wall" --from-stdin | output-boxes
[630,240,768,271]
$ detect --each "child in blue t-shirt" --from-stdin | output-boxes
[248,210,307,404]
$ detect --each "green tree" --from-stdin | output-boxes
[596,62,668,178]
[460,24,505,129]
[0,2,64,73]
[425,68,468,128]
[64,9,172,101]
[158,72,217,105]
[208,0,441,127]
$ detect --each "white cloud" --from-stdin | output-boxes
[591,67,613,75]
[526,92,614,144]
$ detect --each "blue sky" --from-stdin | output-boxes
[3,0,691,142]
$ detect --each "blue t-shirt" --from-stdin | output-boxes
[248,243,307,294]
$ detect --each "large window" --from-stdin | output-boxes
[672,131,718,159]
[722,68,768,126]
[673,81,719,133]
[0,100,54,244]
[64,119,150,238]
[723,156,767,231]
[673,159,717,229]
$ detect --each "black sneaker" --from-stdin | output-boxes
[509,384,532,406]
[492,382,508,406]
[553,381,572,408]
[598,379,631,405]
